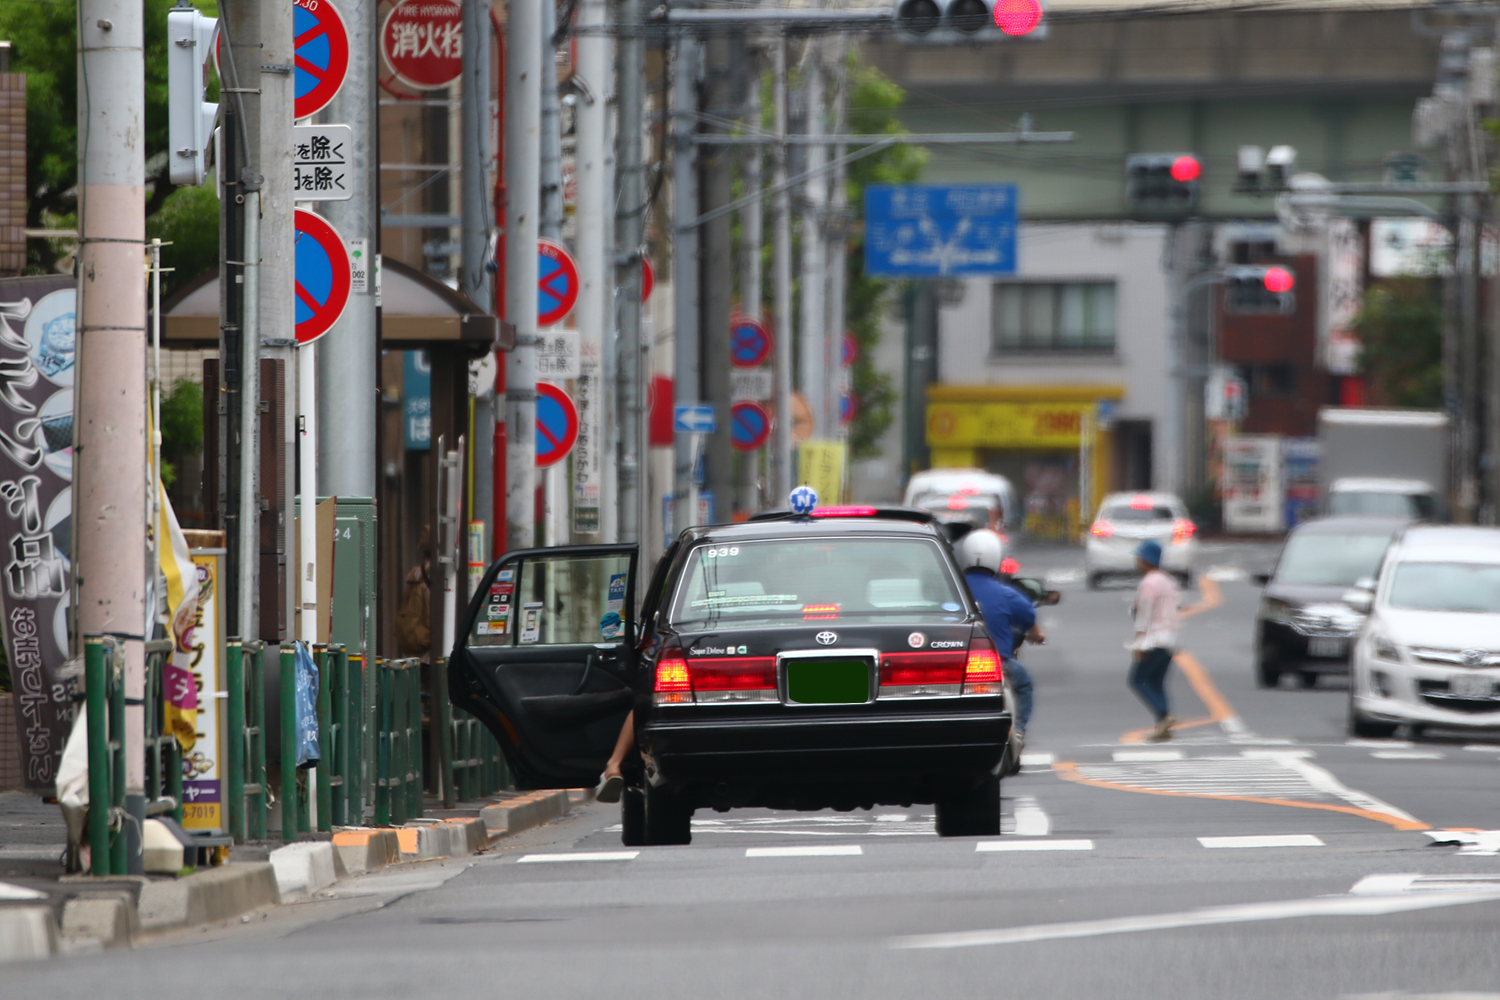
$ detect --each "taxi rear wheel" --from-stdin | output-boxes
[620,787,646,846]
[644,785,693,845]
[934,774,1001,837]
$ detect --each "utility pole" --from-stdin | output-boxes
[701,32,737,523]
[799,38,827,440]
[539,0,565,547]
[614,0,646,544]
[770,37,794,499]
[461,0,494,556]
[318,0,379,502]
[222,0,262,654]
[576,0,616,540]
[671,33,700,529]
[77,0,148,872]
[739,60,763,512]
[506,0,541,551]
[825,41,848,445]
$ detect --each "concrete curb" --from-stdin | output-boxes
[331,828,401,874]
[268,842,347,902]
[59,894,136,951]
[0,906,58,963]
[136,863,282,933]
[479,789,575,838]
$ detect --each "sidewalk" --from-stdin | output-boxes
[0,786,590,962]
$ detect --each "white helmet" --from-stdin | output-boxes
[957,529,1006,574]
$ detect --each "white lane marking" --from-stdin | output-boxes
[976,839,1093,852]
[1353,873,1500,895]
[689,815,936,837]
[1371,750,1446,760]
[875,814,909,822]
[889,890,1500,950]
[1011,796,1051,836]
[1346,738,1414,749]
[1274,754,1422,823]
[0,881,46,900]
[1240,749,1316,759]
[517,851,640,863]
[1464,744,1500,752]
[1020,752,1055,766]
[1113,750,1185,762]
[1424,830,1500,856]
[1205,565,1248,583]
[746,845,862,858]
[1043,568,1084,588]
[1198,834,1325,849]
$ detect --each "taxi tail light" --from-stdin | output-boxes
[879,652,965,699]
[690,656,778,703]
[962,637,1004,696]
[1172,519,1196,544]
[653,650,693,704]
[1090,520,1114,538]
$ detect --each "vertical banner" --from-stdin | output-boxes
[403,350,432,450]
[1322,218,1364,376]
[797,440,847,507]
[184,548,225,830]
[573,325,602,534]
[0,276,79,790]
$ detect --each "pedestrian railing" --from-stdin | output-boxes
[433,657,508,807]
[226,639,269,842]
[375,657,424,826]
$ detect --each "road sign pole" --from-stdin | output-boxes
[799,37,827,440]
[770,37,794,500]
[670,32,700,529]
[826,42,849,442]
[576,0,614,539]
[506,0,540,551]
[318,0,378,503]
[687,432,701,534]
[615,0,647,546]
[740,67,764,513]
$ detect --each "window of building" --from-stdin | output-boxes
[992,282,1117,352]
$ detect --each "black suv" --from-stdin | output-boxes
[449,507,1012,845]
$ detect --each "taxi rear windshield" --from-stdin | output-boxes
[669,536,967,628]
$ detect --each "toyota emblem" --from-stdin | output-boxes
[908,632,926,648]
[1462,648,1485,667]
[815,631,838,646]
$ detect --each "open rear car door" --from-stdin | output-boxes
[449,544,639,789]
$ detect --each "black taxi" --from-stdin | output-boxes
[449,504,1012,845]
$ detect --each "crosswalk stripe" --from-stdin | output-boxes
[1198,834,1325,849]
[1113,750,1185,762]
[1371,750,1445,760]
[976,839,1094,852]
[746,845,862,857]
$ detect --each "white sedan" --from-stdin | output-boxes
[1085,491,1197,589]
[1348,525,1500,739]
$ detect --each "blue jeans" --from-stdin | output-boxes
[1005,658,1034,731]
[1129,647,1174,721]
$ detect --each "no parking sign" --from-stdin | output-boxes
[535,382,578,468]
[294,209,351,345]
[730,401,772,452]
[293,0,349,120]
[538,239,579,327]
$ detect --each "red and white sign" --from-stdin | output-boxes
[381,0,463,91]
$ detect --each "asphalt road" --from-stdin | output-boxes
[13,541,1500,1000]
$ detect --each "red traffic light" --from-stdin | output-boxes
[992,0,1043,35]
[1262,266,1294,293]
[1169,155,1202,183]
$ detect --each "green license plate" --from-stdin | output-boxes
[786,659,870,705]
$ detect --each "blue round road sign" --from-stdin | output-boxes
[730,317,772,369]
[535,382,578,468]
[730,401,772,452]
[294,209,351,345]
[537,239,579,327]
[293,0,350,120]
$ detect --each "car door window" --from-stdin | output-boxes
[470,552,632,647]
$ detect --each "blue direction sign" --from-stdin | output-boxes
[674,404,716,435]
[863,184,1017,277]
[730,401,772,452]
[730,317,772,368]
[535,382,578,468]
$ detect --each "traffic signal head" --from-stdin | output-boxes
[167,6,220,187]
[1224,266,1296,314]
[1125,153,1201,212]
[895,0,1044,36]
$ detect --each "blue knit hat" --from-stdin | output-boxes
[1136,539,1163,567]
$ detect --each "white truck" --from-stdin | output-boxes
[1316,407,1449,521]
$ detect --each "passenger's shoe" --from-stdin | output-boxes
[594,773,624,803]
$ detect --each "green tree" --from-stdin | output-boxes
[159,376,205,489]
[0,0,218,275]
[842,56,925,458]
[1353,278,1443,408]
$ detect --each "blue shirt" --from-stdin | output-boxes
[964,568,1036,657]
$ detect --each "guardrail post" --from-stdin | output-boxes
[436,658,454,808]
[406,659,423,819]
[314,644,333,832]
[347,652,364,823]
[279,644,298,841]
[329,644,348,827]
[390,659,409,825]
[86,636,111,875]
[226,640,246,842]
[108,639,126,874]
[375,658,392,827]
[247,641,268,841]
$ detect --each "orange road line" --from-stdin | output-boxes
[1052,761,1429,831]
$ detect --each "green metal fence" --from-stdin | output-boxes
[433,658,507,808]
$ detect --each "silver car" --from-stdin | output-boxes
[1348,525,1500,739]
[1085,491,1197,589]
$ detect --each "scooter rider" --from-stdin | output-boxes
[958,529,1045,736]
